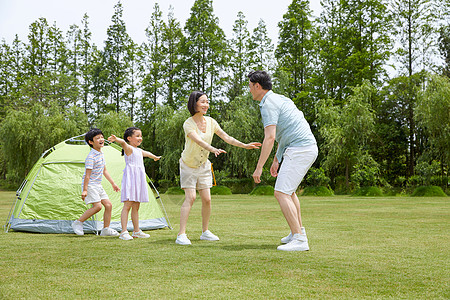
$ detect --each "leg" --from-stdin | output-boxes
[78,202,102,222]
[178,188,196,235]
[198,188,212,232]
[121,201,133,233]
[290,192,303,228]
[130,202,140,232]
[274,190,301,234]
[101,199,112,228]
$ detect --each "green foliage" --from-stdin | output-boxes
[352,186,384,197]
[415,160,441,186]
[156,179,173,193]
[165,186,184,195]
[210,185,232,195]
[412,186,447,197]
[300,186,334,197]
[250,185,274,196]
[221,178,254,194]
[0,103,88,184]
[305,167,330,187]
[351,153,380,187]
[95,111,134,139]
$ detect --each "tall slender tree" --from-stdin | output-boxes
[248,19,275,72]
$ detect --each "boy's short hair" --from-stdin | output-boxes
[247,70,273,90]
[85,128,103,148]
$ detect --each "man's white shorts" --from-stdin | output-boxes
[275,144,318,195]
[84,184,109,205]
[179,158,213,190]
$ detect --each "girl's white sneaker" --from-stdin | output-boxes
[132,230,150,238]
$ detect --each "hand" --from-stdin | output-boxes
[211,147,227,157]
[252,167,263,183]
[108,135,117,143]
[270,160,279,177]
[153,156,161,162]
[81,190,87,200]
[244,142,262,150]
[112,184,120,192]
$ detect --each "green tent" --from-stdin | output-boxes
[5,135,170,234]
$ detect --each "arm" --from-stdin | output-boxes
[215,128,261,149]
[252,125,276,183]
[187,131,227,157]
[103,166,120,192]
[81,169,92,200]
[142,150,161,161]
[107,134,133,156]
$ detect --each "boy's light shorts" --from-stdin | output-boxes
[84,184,109,205]
[275,144,318,195]
[179,158,213,190]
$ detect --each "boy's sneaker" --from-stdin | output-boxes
[200,230,220,241]
[175,233,191,245]
[119,231,133,240]
[281,227,306,244]
[72,220,84,235]
[277,234,309,251]
[100,227,119,236]
[132,230,150,239]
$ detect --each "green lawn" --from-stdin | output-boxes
[0,190,449,299]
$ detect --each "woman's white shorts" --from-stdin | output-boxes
[275,144,318,195]
[179,158,213,190]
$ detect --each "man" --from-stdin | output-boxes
[248,70,318,251]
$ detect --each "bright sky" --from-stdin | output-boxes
[0,0,322,47]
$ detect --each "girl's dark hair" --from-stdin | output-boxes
[187,91,206,116]
[247,70,272,90]
[121,127,140,156]
[85,128,103,148]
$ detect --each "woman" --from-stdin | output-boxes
[176,91,261,245]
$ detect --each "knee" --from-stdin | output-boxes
[103,201,112,211]
[92,203,102,213]
[202,197,211,206]
[183,195,196,207]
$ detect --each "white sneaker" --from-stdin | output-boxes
[281,227,307,244]
[277,234,309,251]
[100,227,119,236]
[200,230,220,241]
[72,220,84,235]
[119,231,133,240]
[132,230,150,239]
[175,233,191,245]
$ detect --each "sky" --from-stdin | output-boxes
[0,0,323,47]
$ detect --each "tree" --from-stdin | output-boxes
[103,1,133,113]
[248,19,275,72]
[438,25,450,78]
[317,80,376,189]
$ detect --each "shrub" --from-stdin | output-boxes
[221,178,254,194]
[412,186,447,197]
[305,167,330,187]
[300,186,334,196]
[165,187,185,195]
[157,179,173,193]
[352,186,383,197]
[250,185,274,196]
[210,185,232,195]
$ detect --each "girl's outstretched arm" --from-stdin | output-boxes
[142,150,161,161]
[108,134,133,156]
[215,128,261,149]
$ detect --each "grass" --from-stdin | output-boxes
[0,190,449,299]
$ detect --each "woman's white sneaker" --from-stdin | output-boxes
[200,230,219,241]
[176,233,192,245]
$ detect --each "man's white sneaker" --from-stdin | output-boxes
[277,234,309,251]
[72,220,84,235]
[175,233,192,245]
[132,230,150,238]
[119,231,133,240]
[200,230,220,241]
[100,227,120,236]
[280,227,307,244]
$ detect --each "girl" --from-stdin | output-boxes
[108,127,161,240]
[176,91,261,245]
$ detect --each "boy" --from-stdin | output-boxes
[72,128,120,236]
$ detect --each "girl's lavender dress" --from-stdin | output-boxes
[121,147,149,203]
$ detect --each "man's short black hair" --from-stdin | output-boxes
[187,91,206,116]
[85,128,103,148]
[247,70,272,90]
